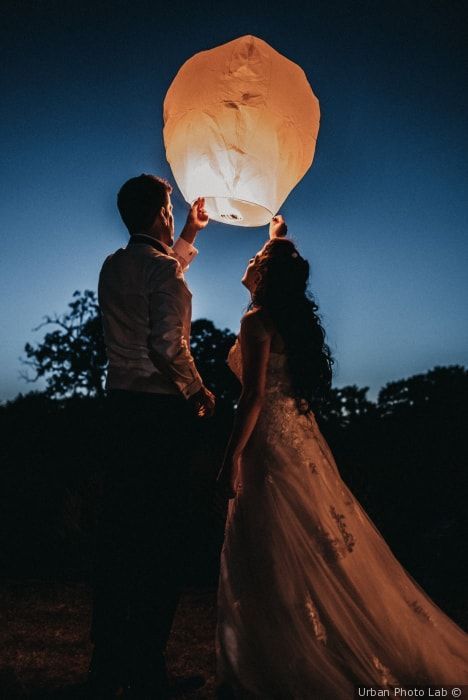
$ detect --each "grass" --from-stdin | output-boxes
[0,580,217,698]
[2,579,466,699]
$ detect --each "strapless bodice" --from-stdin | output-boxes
[227,337,293,396]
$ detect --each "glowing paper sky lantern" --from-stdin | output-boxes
[163,35,320,227]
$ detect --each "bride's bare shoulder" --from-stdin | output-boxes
[240,308,273,340]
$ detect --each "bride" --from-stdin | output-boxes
[215,216,468,699]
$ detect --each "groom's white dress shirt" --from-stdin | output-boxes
[98,233,203,399]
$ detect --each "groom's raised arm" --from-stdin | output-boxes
[147,257,203,399]
[171,236,198,272]
[170,197,208,271]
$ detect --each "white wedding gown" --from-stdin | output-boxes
[216,329,468,699]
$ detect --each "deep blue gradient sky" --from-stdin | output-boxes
[1,0,467,402]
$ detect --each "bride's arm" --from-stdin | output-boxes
[216,311,271,497]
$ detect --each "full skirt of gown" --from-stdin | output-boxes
[216,340,468,699]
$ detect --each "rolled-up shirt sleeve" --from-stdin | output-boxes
[147,257,203,399]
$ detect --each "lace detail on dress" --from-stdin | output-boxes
[313,524,348,563]
[371,655,400,688]
[330,505,356,554]
[228,337,357,516]
[404,598,437,627]
[263,398,314,453]
[228,336,293,395]
[305,594,327,644]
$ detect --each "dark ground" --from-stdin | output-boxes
[1,579,467,699]
[0,581,217,699]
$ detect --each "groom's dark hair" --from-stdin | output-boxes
[117,174,173,235]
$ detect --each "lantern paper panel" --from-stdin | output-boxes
[163,35,320,227]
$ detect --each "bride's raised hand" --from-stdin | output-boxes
[269,214,287,239]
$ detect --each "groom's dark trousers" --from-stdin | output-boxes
[91,388,195,688]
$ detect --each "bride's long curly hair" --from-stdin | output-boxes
[249,238,334,412]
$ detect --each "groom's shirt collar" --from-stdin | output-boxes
[128,233,172,255]
[127,233,198,269]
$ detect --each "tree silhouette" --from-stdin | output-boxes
[377,365,468,418]
[319,384,377,430]
[20,291,240,403]
[21,290,107,398]
[190,319,239,405]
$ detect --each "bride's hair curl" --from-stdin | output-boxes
[249,238,334,412]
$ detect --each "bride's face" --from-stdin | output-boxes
[242,252,262,291]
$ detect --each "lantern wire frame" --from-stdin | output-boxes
[196,196,274,227]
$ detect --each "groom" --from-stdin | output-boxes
[92,174,215,698]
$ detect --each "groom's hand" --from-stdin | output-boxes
[181,198,209,245]
[180,197,210,243]
[190,384,216,418]
[190,197,209,230]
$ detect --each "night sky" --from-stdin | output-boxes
[1,0,467,402]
